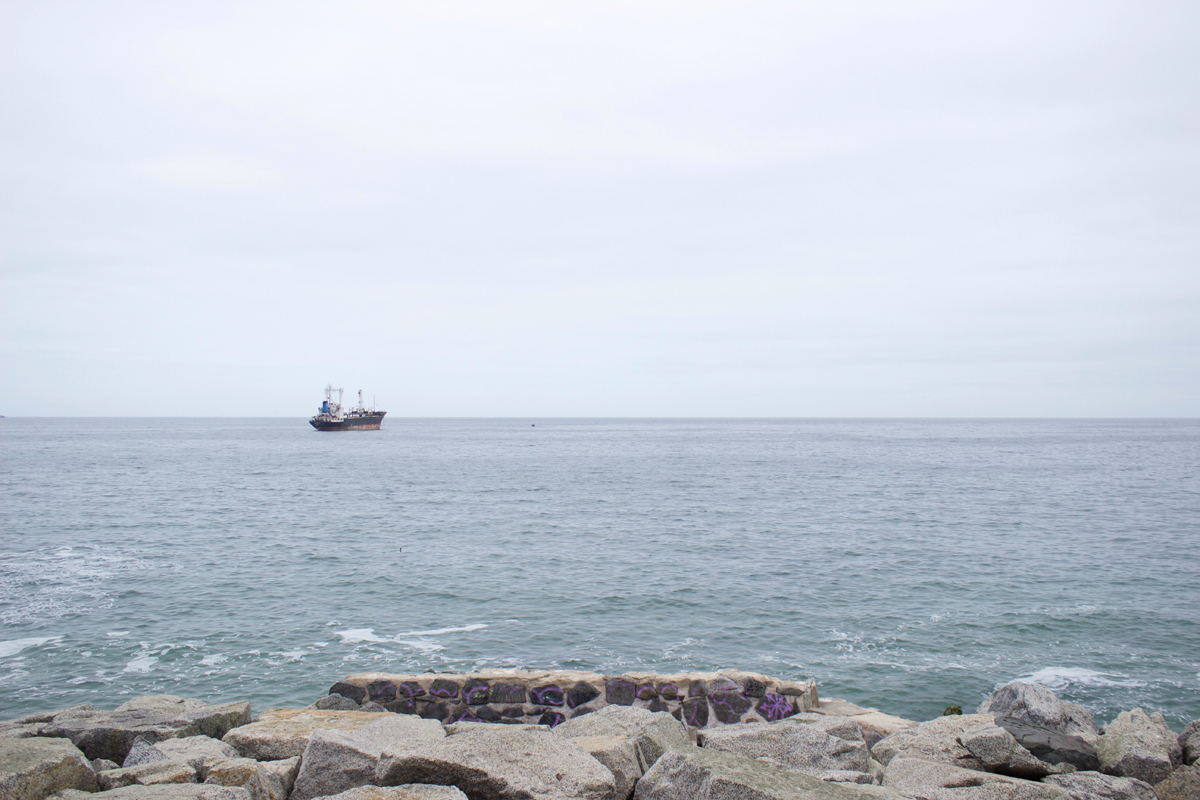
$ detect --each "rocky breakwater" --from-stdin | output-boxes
[0,672,1194,800]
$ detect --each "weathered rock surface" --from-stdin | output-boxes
[39,695,251,763]
[309,787,468,800]
[634,743,903,800]
[700,715,871,776]
[97,759,198,789]
[223,709,411,761]
[258,755,300,797]
[202,756,288,800]
[554,705,690,772]
[991,719,1099,772]
[1,706,97,741]
[979,683,1098,737]
[814,699,918,744]
[568,734,641,799]
[1179,722,1200,767]
[376,725,616,800]
[872,714,1054,779]
[290,715,447,800]
[122,737,170,767]
[1153,764,1200,800]
[156,735,241,769]
[0,736,99,799]
[1097,709,1182,785]
[318,695,364,712]
[1043,770,1157,800]
[52,785,252,799]
[92,758,120,772]
[882,756,1070,800]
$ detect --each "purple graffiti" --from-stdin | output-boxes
[529,685,565,706]
[757,693,795,722]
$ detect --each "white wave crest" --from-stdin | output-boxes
[123,655,158,673]
[0,636,61,658]
[1021,667,1146,689]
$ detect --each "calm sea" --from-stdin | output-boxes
[2,418,1197,727]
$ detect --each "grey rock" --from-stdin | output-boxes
[309,787,468,800]
[156,735,240,770]
[122,737,169,767]
[979,683,1098,737]
[202,757,287,800]
[701,716,871,775]
[820,770,879,784]
[553,704,690,772]
[634,743,906,800]
[291,715,447,800]
[97,760,198,790]
[1097,709,1182,785]
[93,758,121,772]
[992,719,1100,772]
[317,694,363,712]
[1180,722,1200,767]
[376,725,615,800]
[1044,770,1157,800]
[960,724,1057,779]
[883,756,1070,800]
[360,702,389,713]
[0,736,99,799]
[873,713,1053,779]
[51,785,251,799]
[223,709,406,761]
[1153,764,1200,800]
[40,695,251,763]
[569,734,641,799]
[257,755,299,797]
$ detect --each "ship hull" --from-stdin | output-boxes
[309,412,387,431]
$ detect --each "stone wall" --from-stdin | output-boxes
[326,669,818,729]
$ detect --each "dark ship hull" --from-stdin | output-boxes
[309,412,387,431]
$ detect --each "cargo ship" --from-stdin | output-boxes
[310,385,386,431]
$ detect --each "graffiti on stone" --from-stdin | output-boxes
[429,679,460,699]
[682,697,708,728]
[538,711,566,728]
[489,683,527,704]
[464,680,490,705]
[709,690,752,724]
[757,693,796,722]
[529,685,565,706]
[367,680,397,703]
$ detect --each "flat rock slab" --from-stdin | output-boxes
[40,695,251,763]
[1,736,99,799]
[814,700,917,740]
[156,735,241,769]
[97,759,198,789]
[634,743,904,800]
[223,709,429,761]
[52,785,252,799]
[310,787,468,800]
[882,757,1070,800]
[1043,770,1157,800]
[700,716,871,775]
[376,725,615,800]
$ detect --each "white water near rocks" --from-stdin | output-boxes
[1,418,1197,726]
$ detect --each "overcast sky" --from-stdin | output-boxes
[2,1,1197,416]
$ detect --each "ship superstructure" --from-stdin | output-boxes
[309,385,386,431]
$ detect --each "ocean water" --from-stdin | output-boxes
[1,418,1198,728]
